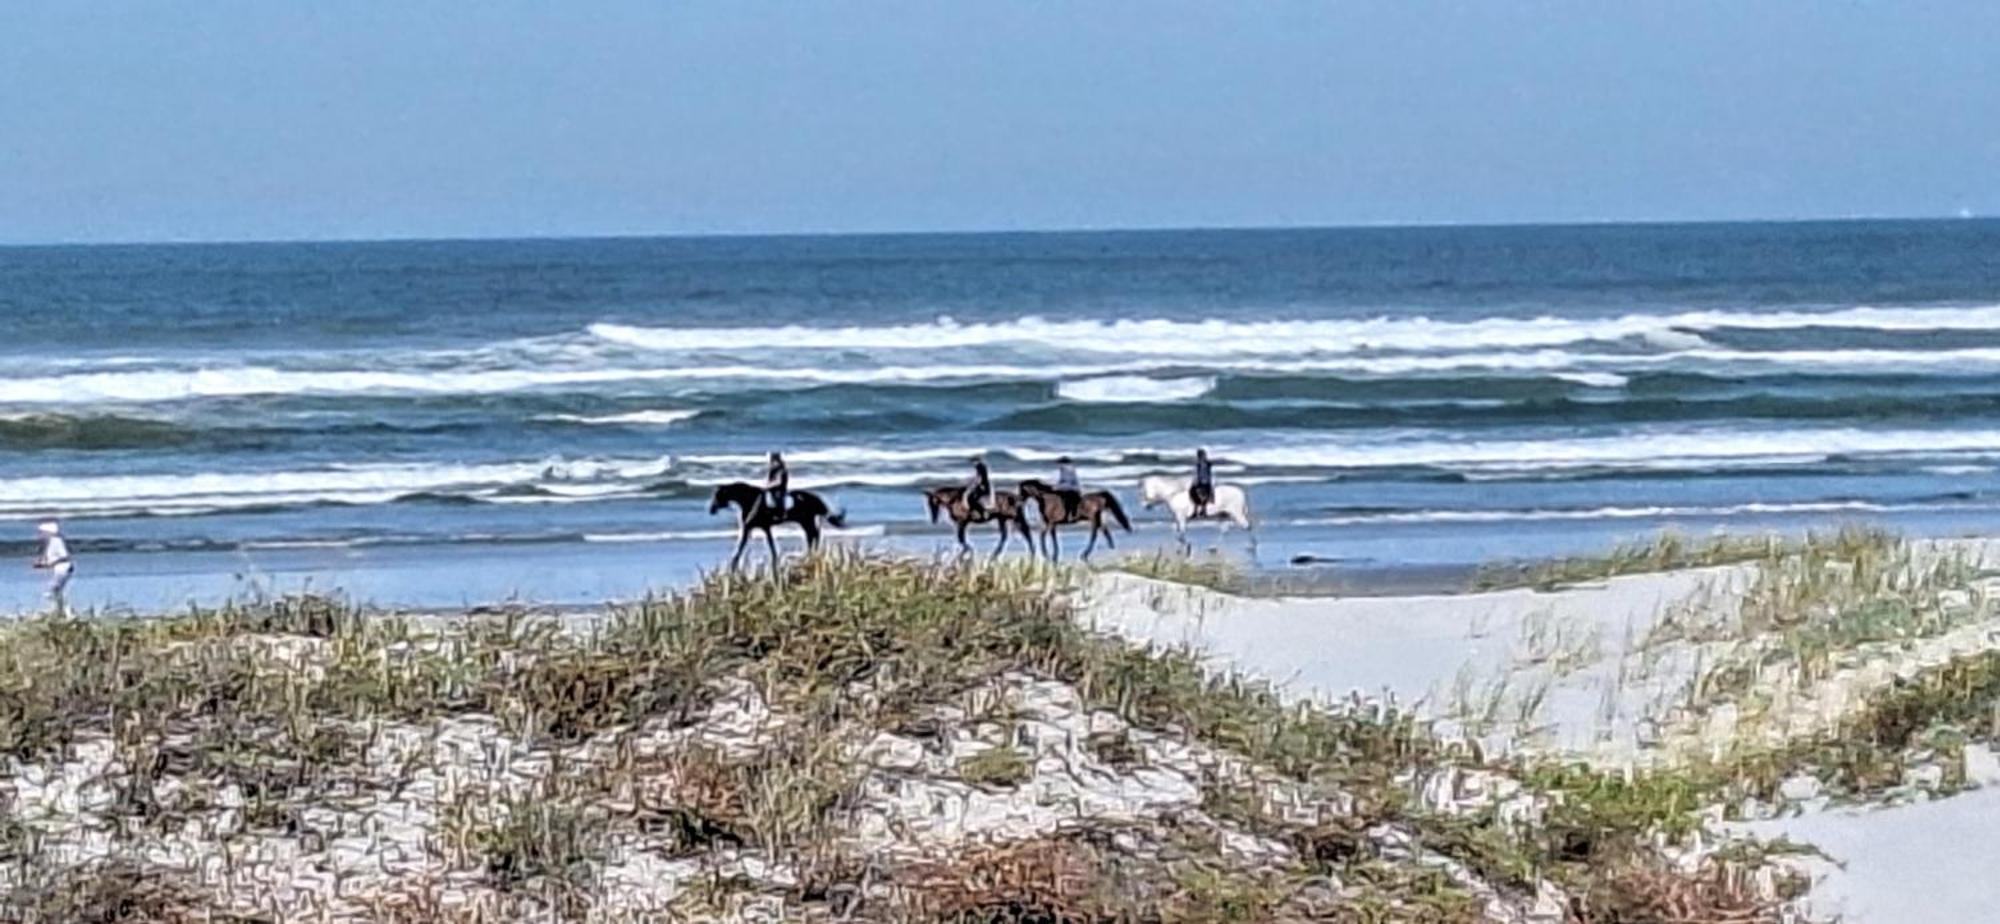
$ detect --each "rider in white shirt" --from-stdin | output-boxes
[1054,456,1081,520]
[32,520,74,614]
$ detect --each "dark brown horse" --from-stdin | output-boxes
[709,482,845,575]
[1017,480,1132,562]
[923,485,1033,559]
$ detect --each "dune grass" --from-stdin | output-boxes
[1473,529,1795,592]
[0,550,1837,922]
[1644,527,1993,727]
[1106,548,1247,592]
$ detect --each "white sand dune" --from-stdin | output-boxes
[1081,539,2000,922]
[1081,562,1755,758]
[1739,746,2000,924]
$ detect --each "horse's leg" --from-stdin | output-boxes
[1048,525,1062,563]
[1235,505,1259,555]
[802,518,821,554]
[729,523,752,572]
[1081,520,1100,560]
[764,527,781,578]
[956,519,972,555]
[991,521,1009,561]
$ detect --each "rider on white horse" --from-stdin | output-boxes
[1190,448,1215,518]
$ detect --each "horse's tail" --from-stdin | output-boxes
[792,490,845,529]
[1102,493,1133,533]
[923,491,942,523]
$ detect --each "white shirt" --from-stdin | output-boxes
[37,534,70,567]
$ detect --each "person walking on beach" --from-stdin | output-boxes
[763,451,790,518]
[1189,448,1215,519]
[31,520,74,616]
[965,456,994,517]
[1054,455,1082,520]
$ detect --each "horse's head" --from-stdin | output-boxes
[1138,476,1165,508]
[707,485,731,515]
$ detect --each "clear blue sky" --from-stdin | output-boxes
[5,2,1995,244]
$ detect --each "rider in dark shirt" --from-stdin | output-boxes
[965,457,993,517]
[1190,448,1214,518]
[764,451,789,517]
[1054,456,1081,521]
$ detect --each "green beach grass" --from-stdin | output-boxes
[13,541,1998,920]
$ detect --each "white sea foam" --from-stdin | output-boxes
[1056,375,1216,403]
[9,422,1995,521]
[0,457,676,517]
[536,409,702,426]
[1225,427,2000,472]
[1923,465,1994,476]
[1554,371,1630,388]
[18,341,2000,405]
[1291,499,1938,528]
[586,303,2000,358]
[9,302,2000,407]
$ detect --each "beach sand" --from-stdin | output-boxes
[1078,539,2000,923]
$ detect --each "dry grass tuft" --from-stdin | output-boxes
[1475,530,1790,592]
[1576,854,1796,924]
[887,833,1306,923]
[1109,549,1247,593]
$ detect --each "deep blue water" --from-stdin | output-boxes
[5,221,2000,609]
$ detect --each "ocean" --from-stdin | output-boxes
[4,220,2000,610]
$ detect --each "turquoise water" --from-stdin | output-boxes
[5,221,2000,609]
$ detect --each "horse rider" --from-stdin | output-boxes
[1054,455,1082,521]
[763,451,789,518]
[966,456,994,517]
[1190,448,1215,518]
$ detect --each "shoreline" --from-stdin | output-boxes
[15,508,2000,617]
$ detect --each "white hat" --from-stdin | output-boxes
[37,520,60,535]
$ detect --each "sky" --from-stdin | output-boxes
[3,2,1996,244]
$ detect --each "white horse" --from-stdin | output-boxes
[1138,475,1256,550]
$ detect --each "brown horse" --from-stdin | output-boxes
[923,485,1033,558]
[1017,479,1132,562]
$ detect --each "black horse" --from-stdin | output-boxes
[708,482,846,574]
[1017,479,1132,562]
[923,484,1033,559]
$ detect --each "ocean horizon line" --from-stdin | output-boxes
[4,212,1992,251]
